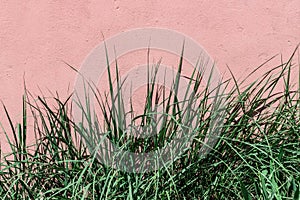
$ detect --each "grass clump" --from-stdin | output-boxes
[0,47,299,199]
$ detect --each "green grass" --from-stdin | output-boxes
[0,46,299,199]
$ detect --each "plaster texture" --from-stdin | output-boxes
[0,1,300,150]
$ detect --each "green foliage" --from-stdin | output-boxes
[0,47,299,199]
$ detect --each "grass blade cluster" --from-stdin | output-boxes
[0,47,299,199]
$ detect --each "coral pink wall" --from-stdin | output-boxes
[1,1,300,148]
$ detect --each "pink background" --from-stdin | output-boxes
[1,1,300,150]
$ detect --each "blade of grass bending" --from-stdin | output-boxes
[1,103,19,153]
[227,65,246,115]
[171,42,185,123]
[265,46,298,99]
[239,54,278,86]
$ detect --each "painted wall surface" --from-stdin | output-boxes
[0,1,300,148]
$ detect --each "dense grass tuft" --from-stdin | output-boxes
[0,47,299,199]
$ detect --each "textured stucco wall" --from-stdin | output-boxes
[0,1,300,143]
